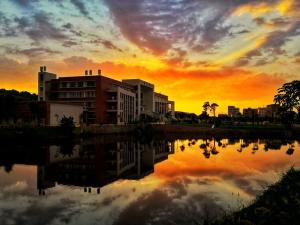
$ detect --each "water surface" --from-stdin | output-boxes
[0,137,299,225]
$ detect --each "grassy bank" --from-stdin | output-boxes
[209,168,300,225]
[152,124,300,139]
[1,124,300,142]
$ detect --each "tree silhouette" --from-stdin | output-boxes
[202,102,219,117]
[274,80,300,127]
[210,103,219,118]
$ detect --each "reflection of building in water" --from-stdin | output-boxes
[37,139,175,195]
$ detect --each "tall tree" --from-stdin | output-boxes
[202,102,219,117]
[274,80,300,127]
[210,103,219,118]
[274,80,300,112]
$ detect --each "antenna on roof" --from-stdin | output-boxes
[89,70,92,76]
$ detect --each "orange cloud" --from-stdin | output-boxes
[0,56,286,113]
[234,0,295,17]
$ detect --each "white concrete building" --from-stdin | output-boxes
[122,79,155,118]
[107,86,136,124]
[38,66,57,101]
[47,102,83,127]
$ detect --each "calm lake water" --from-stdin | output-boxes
[0,136,299,225]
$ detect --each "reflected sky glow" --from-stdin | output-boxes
[0,138,299,225]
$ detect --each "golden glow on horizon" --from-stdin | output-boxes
[0,0,298,114]
[234,0,294,17]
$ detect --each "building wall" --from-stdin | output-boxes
[122,79,155,119]
[154,93,169,115]
[49,103,83,127]
[117,87,136,124]
[46,76,98,124]
[38,68,57,101]
[243,108,258,118]
[44,70,174,125]
[228,106,240,117]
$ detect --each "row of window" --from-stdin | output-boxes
[58,91,96,98]
[59,81,96,88]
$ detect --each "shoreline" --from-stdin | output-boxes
[0,124,299,143]
[209,168,300,225]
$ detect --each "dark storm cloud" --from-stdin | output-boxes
[0,197,78,225]
[104,0,232,56]
[235,20,300,67]
[90,38,123,52]
[62,40,78,47]
[12,0,38,7]
[0,12,16,37]
[14,12,67,43]
[62,22,83,37]
[103,0,281,65]
[6,47,60,57]
[234,178,259,196]
[70,0,89,17]
[113,188,224,225]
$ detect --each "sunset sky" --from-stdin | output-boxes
[0,0,299,113]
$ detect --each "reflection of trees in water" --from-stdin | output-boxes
[178,138,298,159]
[1,164,14,173]
[58,141,76,157]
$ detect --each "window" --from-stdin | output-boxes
[78,82,83,87]
[70,82,76,88]
[61,82,67,88]
[86,81,96,87]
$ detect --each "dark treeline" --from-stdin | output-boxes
[0,89,37,122]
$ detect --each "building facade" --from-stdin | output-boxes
[39,68,175,125]
[243,108,258,118]
[228,106,240,117]
[38,66,57,101]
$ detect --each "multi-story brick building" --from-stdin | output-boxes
[38,67,175,125]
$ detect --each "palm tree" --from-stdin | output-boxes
[202,101,210,113]
[202,102,219,117]
[210,103,219,118]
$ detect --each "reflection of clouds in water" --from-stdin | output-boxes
[0,140,299,225]
[3,181,28,193]
[0,195,79,225]
[113,184,224,225]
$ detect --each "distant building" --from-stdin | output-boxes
[228,106,240,117]
[39,67,175,125]
[258,107,268,118]
[266,104,280,119]
[243,108,258,118]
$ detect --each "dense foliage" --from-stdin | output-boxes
[274,80,300,127]
[0,89,37,121]
[211,168,300,225]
